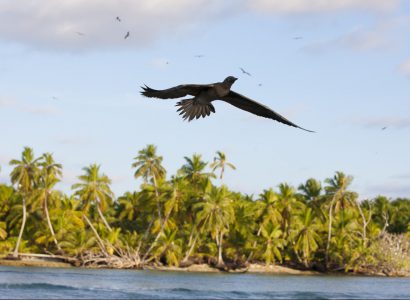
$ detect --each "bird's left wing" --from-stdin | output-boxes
[141,84,212,99]
[220,91,314,132]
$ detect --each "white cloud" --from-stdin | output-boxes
[248,0,399,14]
[0,0,236,51]
[399,58,410,76]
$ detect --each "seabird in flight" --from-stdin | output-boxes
[140,76,314,132]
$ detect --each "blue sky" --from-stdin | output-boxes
[0,0,409,199]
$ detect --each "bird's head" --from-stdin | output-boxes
[223,76,238,87]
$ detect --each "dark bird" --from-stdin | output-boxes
[52,96,58,100]
[75,31,85,36]
[293,36,303,40]
[140,76,314,132]
[382,126,387,130]
[124,31,130,39]
[258,83,263,87]
[240,67,251,76]
[116,16,121,22]
[194,54,204,58]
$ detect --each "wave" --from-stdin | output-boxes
[0,283,82,291]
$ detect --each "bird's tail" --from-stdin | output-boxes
[176,99,215,121]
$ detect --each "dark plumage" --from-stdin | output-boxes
[140,76,314,132]
[124,31,130,39]
[116,16,121,22]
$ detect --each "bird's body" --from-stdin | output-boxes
[116,16,121,22]
[140,76,313,132]
[124,31,130,39]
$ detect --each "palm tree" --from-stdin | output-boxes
[324,171,354,269]
[294,207,321,268]
[259,222,285,265]
[210,151,236,180]
[132,144,166,226]
[179,154,215,185]
[277,183,302,240]
[9,147,41,257]
[298,178,325,222]
[72,164,114,232]
[194,185,234,266]
[32,153,62,251]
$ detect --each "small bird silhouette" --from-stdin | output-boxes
[293,36,303,40]
[194,54,204,58]
[116,16,121,22]
[382,126,387,130]
[124,31,130,39]
[258,83,262,87]
[75,31,85,36]
[52,96,58,100]
[240,67,251,76]
[140,76,314,132]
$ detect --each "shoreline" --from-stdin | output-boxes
[1,258,406,277]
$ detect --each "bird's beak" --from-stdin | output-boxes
[233,77,238,81]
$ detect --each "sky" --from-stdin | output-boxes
[0,0,409,200]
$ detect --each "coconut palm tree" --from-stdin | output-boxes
[194,185,234,266]
[179,154,215,185]
[277,183,303,240]
[132,144,166,226]
[259,222,285,265]
[210,151,236,180]
[72,164,114,232]
[324,171,354,269]
[9,147,41,257]
[32,153,62,251]
[294,207,321,268]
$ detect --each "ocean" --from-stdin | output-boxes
[0,266,409,299]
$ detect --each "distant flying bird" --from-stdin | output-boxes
[240,67,251,76]
[52,96,58,100]
[194,54,204,58]
[293,36,303,40]
[75,31,85,36]
[116,16,121,22]
[382,126,387,130]
[140,76,314,132]
[124,31,130,39]
[258,83,262,87]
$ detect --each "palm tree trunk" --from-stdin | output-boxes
[13,198,27,258]
[97,206,112,232]
[182,232,199,263]
[44,192,61,251]
[217,231,224,266]
[83,214,108,256]
[142,200,174,262]
[152,175,163,228]
[325,199,335,269]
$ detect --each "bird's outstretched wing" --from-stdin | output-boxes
[140,84,213,99]
[221,91,314,132]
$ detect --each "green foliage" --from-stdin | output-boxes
[0,146,409,274]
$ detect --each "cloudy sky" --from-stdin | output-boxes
[1,0,409,199]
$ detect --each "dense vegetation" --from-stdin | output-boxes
[0,146,409,274]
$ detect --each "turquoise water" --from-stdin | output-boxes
[0,266,409,299]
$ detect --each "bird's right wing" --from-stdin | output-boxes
[141,84,213,99]
[221,91,314,132]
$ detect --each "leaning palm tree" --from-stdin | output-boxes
[324,171,354,269]
[33,153,63,251]
[72,164,114,232]
[9,147,41,257]
[132,144,166,226]
[210,151,236,180]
